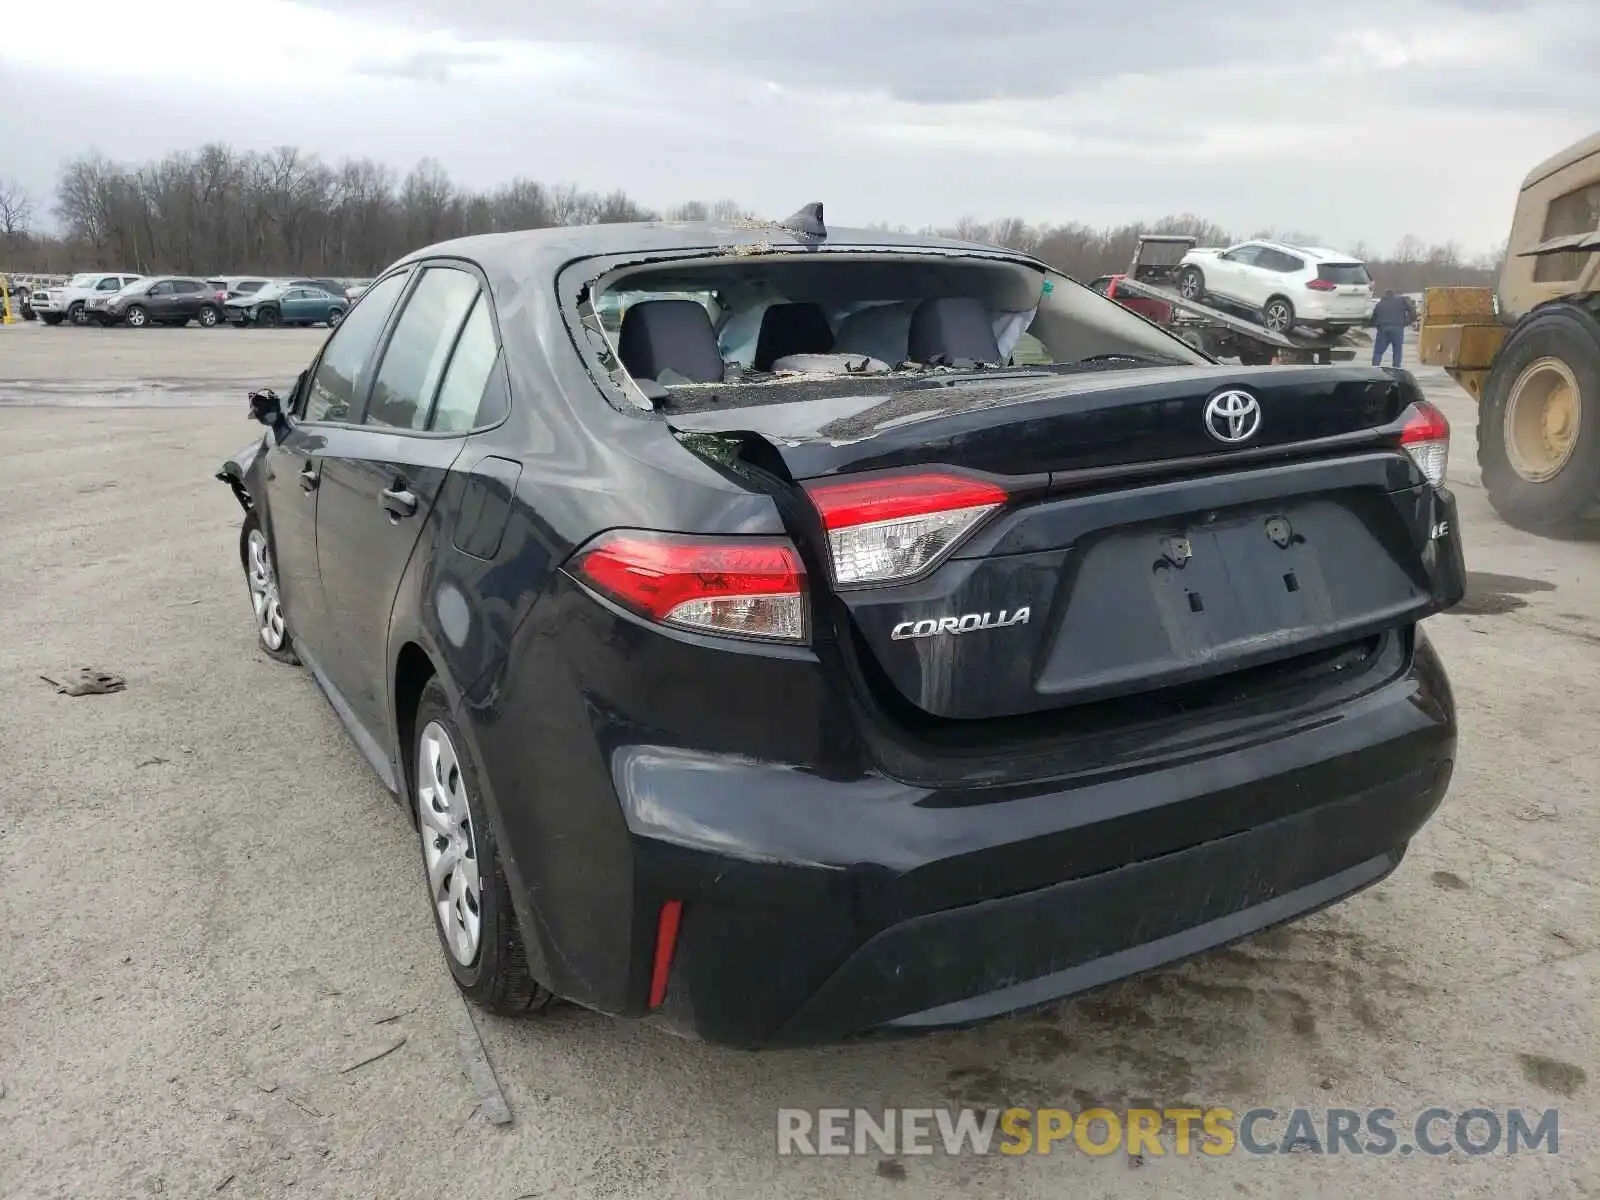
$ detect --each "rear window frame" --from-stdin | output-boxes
[1316,262,1372,286]
[557,243,1207,416]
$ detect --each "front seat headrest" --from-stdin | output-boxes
[617,299,724,383]
[908,297,1001,365]
[753,302,834,372]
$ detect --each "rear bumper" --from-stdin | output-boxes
[483,602,1455,1047]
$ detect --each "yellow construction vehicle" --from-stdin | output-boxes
[1421,131,1600,533]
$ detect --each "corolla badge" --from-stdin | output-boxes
[891,608,1031,640]
[1204,389,1262,444]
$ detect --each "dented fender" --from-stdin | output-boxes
[216,434,267,513]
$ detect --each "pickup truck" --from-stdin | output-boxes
[30,272,145,326]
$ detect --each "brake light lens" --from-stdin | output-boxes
[572,532,807,642]
[805,471,1008,586]
[1306,279,1337,291]
[1399,400,1450,488]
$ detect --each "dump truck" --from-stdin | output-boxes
[1421,131,1600,533]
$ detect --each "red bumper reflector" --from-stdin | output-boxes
[648,900,683,1009]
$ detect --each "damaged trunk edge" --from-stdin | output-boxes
[663,363,1420,483]
[665,365,1460,724]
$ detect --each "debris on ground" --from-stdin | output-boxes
[373,1008,414,1025]
[284,1095,322,1118]
[213,1173,235,1192]
[338,1036,407,1075]
[455,1000,512,1126]
[40,667,126,696]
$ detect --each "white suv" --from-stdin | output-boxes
[1175,242,1374,336]
[31,272,145,326]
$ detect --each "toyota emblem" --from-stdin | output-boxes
[1204,389,1262,444]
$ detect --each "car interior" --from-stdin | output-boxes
[587,253,1208,404]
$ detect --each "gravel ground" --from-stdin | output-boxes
[0,324,1594,1200]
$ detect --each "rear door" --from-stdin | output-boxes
[172,279,204,321]
[258,269,413,667]
[312,262,487,736]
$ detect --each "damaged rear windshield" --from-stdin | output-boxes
[571,250,1208,412]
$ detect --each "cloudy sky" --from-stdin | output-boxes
[2,0,1594,255]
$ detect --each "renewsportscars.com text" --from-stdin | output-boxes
[776,1106,1561,1158]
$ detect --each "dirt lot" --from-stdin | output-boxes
[0,324,1595,1199]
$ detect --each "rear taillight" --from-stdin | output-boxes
[1306,279,1337,291]
[805,471,1008,587]
[1399,400,1450,488]
[571,531,807,642]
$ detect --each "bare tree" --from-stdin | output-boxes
[0,177,34,242]
[7,140,1504,296]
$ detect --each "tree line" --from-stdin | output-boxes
[1,144,1500,293]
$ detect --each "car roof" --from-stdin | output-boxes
[392,219,1031,284]
[1245,240,1362,264]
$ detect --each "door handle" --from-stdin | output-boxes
[299,463,320,493]
[380,485,418,519]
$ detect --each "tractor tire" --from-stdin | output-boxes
[1478,302,1600,535]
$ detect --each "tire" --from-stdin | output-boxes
[1477,303,1600,534]
[196,305,220,328]
[257,306,281,328]
[238,516,299,665]
[68,301,89,326]
[124,304,149,329]
[40,313,63,326]
[410,677,554,1016]
[1178,267,1206,301]
[327,308,345,327]
[1262,296,1295,334]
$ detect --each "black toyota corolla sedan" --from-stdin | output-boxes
[218,210,1464,1047]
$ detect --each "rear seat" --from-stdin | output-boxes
[908,297,1002,365]
[617,299,725,383]
[754,303,834,371]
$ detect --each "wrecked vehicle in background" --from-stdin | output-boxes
[218,206,1464,1047]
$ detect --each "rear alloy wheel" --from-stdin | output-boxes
[1178,267,1205,301]
[124,305,148,329]
[327,308,345,327]
[239,516,299,664]
[1263,296,1295,334]
[196,305,220,328]
[412,678,553,1016]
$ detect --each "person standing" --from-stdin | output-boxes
[1370,289,1412,367]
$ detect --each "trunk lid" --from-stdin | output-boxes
[668,365,1465,722]
[667,364,1408,480]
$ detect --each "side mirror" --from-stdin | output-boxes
[247,388,282,426]
[247,387,293,442]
